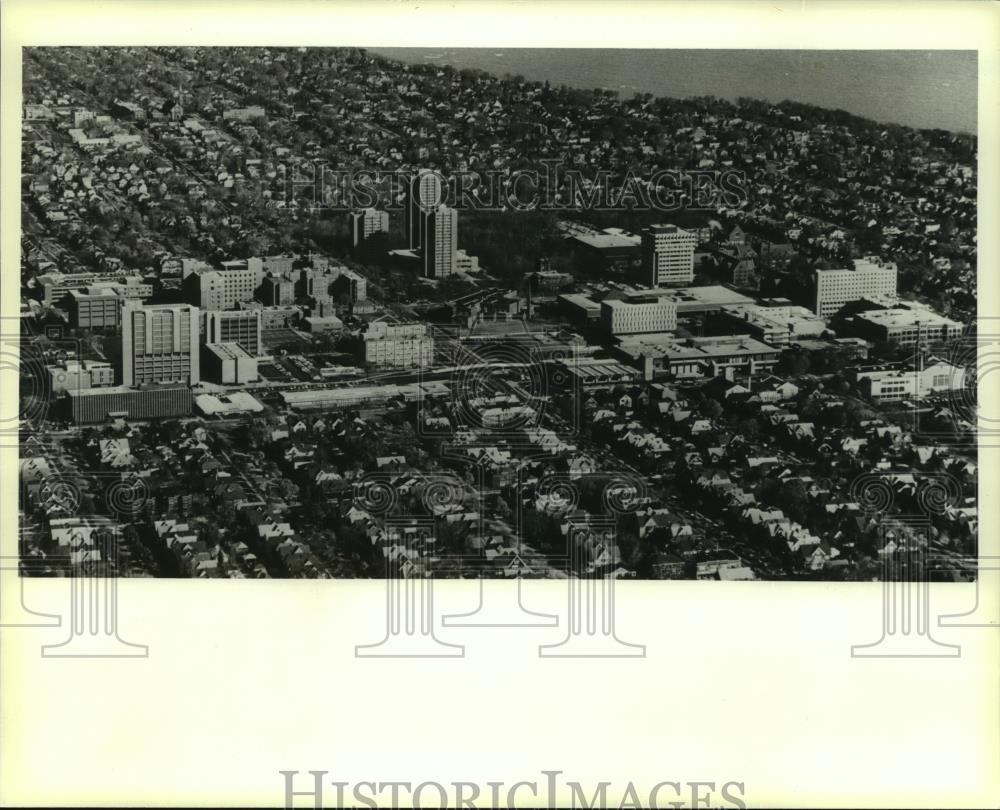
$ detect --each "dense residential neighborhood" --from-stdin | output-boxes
[19,47,978,582]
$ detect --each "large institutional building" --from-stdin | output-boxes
[600,294,678,336]
[183,265,259,311]
[121,301,200,387]
[203,309,263,357]
[813,257,897,318]
[363,321,434,368]
[642,224,697,286]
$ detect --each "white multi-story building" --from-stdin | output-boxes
[184,266,258,311]
[121,301,200,387]
[845,303,964,348]
[600,295,678,335]
[715,303,826,346]
[856,359,966,402]
[642,224,697,286]
[37,272,151,306]
[363,321,434,368]
[814,257,897,318]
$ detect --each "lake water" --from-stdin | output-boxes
[371,48,977,134]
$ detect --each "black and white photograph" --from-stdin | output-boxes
[2,2,998,809]
[17,45,979,582]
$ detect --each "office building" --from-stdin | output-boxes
[642,224,697,286]
[351,208,389,248]
[813,257,897,318]
[600,295,678,336]
[121,301,199,387]
[422,205,458,278]
[363,321,434,368]
[569,229,642,275]
[201,342,258,385]
[203,310,263,357]
[840,302,964,348]
[613,334,781,378]
[68,288,126,329]
[712,303,826,346]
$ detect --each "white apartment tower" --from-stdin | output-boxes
[642,224,697,286]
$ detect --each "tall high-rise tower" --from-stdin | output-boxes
[642,224,697,286]
[405,169,444,250]
[121,301,200,387]
[422,205,458,278]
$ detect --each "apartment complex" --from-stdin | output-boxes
[600,295,678,336]
[363,321,434,368]
[642,224,697,286]
[121,301,200,387]
[813,257,897,318]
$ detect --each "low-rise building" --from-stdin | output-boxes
[66,384,193,423]
[855,359,966,402]
[712,302,826,346]
[47,359,115,393]
[841,302,964,348]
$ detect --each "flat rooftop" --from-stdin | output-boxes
[570,232,641,251]
[205,341,254,361]
[625,285,755,312]
[281,381,450,409]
